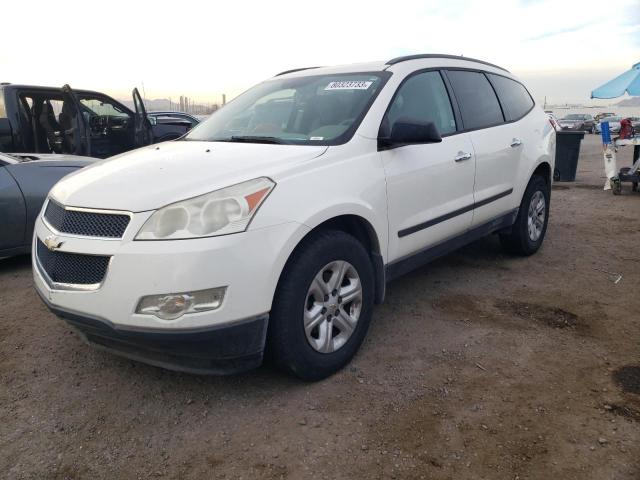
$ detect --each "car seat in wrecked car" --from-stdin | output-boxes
[38,101,64,153]
[58,101,79,154]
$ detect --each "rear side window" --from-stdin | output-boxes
[383,71,456,136]
[488,74,534,121]
[0,93,6,118]
[446,70,504,130]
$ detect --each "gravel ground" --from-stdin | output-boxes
[1,134,639,480]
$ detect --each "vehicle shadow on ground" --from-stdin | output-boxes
[81,234,510,393]
[0,254,31,273]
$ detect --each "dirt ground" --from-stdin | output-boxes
[1,134,640,480]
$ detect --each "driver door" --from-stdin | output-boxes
[381,70,476,264]
[61,84,91,156]
[132,88,153,147]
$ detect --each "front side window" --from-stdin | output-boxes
[382,71,456,136]
[185,72,390,145]
[447,70,504,130]
[488,74,534,122]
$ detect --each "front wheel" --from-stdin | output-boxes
[268,230,374,381]
[500,175,550,256]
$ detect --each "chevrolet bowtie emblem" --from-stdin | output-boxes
[44,235,63,251]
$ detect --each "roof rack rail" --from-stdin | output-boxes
[275,66,321,76]
[385,54,509,73]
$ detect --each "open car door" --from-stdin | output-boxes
[132,88,153,147]
[61,84,91,156]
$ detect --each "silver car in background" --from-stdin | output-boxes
[594,116,622,134]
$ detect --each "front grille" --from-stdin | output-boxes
[36,240,110,286]
[44,200,130,238]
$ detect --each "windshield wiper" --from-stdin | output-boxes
[226,135,287,144]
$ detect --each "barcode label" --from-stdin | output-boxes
[325,81,373,90]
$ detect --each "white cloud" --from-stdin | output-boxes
[2,0,638,104]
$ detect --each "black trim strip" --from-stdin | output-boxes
[474,188,514,209]
[387,209,518,281]
[398,188,513,238]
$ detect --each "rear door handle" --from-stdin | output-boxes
[510,138,522,147]
[454,151,473,162]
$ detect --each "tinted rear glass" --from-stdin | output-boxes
[447,70,504,130]
[488,74,534,121]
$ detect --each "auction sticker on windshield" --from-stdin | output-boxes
[325,81,373,90]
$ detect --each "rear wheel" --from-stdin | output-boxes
[500,175,550,256]
[268,230,374,381]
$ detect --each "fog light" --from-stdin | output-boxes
[136,287,226,320]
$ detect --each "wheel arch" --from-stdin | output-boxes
[532,160,552,186]
[276,212,387,305]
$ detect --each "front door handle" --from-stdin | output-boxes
[510,138,522,147]
[454,151,472,162]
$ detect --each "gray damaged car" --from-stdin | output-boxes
[0,152,95,258]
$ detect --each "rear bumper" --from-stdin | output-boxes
[39,293,269,375]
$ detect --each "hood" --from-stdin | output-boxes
[50,141,327,211]
[3,152,96,168]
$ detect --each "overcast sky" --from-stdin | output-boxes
[2,0,638,105]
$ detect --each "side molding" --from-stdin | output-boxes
[387,209,518,281]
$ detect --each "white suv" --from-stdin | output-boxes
[33,54,555,380]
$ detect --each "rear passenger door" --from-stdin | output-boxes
[445,70,518,227]
[380,70,476,263]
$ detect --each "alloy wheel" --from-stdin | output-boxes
[527,190,546,242]
[304,260,362,353]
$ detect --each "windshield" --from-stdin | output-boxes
[185,72,390,145]
[79,98,129,117]
[564,114,586,120]
[602,116,621,122]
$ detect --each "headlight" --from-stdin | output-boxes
[136,177,275,240]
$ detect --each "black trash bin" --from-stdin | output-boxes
[554,131,585,182]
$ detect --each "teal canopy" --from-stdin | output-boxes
[591,62,640,99]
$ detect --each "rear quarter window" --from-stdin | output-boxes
[446,70,504,130]
[488,74,534,121]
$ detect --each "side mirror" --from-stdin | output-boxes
[379,118,442,150]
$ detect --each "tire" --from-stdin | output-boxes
[267,230,374,381]
[500,175,550,256]
[612,179,622,195]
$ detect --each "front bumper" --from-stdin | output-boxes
[32,207,310,373]
[39,292,268,374]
